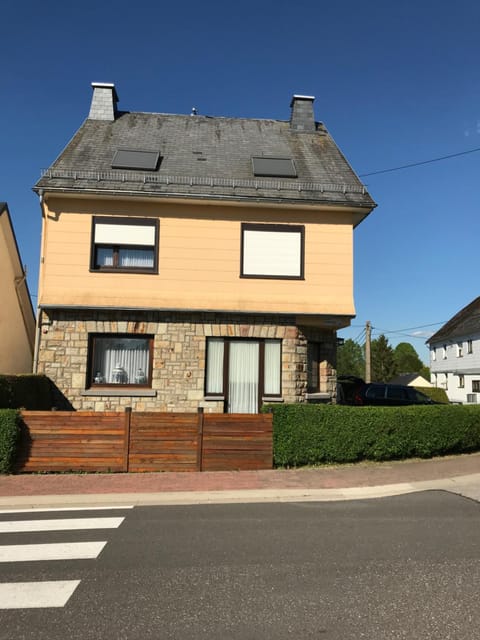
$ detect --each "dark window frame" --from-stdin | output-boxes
[204,338,282,408]
[240,223,305,280]
[87,333,154,389]
[472,380,480,393]
[90,217,159,274]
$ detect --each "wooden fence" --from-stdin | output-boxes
[15,409,273,473]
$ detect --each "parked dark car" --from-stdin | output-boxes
[336,376,365,405]
[352,383,436,406]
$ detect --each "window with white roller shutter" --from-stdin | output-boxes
[90,217,159,273]
[240,223,304,279]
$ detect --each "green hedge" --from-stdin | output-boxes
[414,386,449,404]
[263,404,480,467]
[0,375,53,410]
[0,410,20,473]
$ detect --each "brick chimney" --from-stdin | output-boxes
[290,95,316,132]
[88,82,119,121]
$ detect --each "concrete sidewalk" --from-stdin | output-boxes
[0,452,479,509]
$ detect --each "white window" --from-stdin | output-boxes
[458,375,465,388]
[467,340,473,354]
[91,217,158,272]
[457,343,463,358]
[241,223,304,279]
[442,345,447,359]
[89,335,152,387]
[432,348,436,361]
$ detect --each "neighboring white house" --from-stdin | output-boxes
[427,296,480,404]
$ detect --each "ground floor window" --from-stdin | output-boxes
[205,338,281,413]
[88,335,153,387]
[472,380,480,393]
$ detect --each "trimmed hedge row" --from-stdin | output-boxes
[0,409,20,473]
[0,375,53,410]
[264,404,480,467]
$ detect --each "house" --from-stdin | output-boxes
[428,296,480,403]
[0,203,36,373]
[33,82,376,413]
[388,373,433,388]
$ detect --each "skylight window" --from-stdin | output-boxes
[112,149,161,171]
[251,156,297,178]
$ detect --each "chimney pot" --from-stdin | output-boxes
[290,94,316,132]
[88,82,119,121]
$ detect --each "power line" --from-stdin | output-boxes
[359,146,480,178]
[373,321,447,335]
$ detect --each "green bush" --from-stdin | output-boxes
[414,386,449,404]
[263,403,480,467]
[0,410,20,473]
[0,375,53,410]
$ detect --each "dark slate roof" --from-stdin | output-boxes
[35,110,376,210]
[427,297,480,343]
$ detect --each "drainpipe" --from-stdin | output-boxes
[33,190,46,373]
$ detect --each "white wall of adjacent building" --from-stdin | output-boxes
[430,333,480,403]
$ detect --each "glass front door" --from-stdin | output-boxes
[227,341,260,413]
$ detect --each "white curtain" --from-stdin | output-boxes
[95,248,153,268]
[206,339,224,394]
[96,248,114,267]
[119,248,154,268]
[93,338,149,384]
[264,340,281,395]
[228,342,259,413]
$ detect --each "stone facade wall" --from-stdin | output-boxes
[37,309,337,411]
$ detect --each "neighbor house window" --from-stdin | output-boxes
[241,223,304,279]
[472,380,480,393]
[458,375,465,388]
[90,217,159,273]
[88,335,153,387]
[467,340,473,354]
[205,338,281,413]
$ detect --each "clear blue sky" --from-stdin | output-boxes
[3,0,480,363]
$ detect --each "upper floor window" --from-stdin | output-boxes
[240,223,304,280]
[457,342,463,358]
[90,217,159,273]
[432,348,436,361]
[88,334,153,388]
[442,344,447,359]
[467,339,473,354]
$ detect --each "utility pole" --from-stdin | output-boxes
[365,320,371,383]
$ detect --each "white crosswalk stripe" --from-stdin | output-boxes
[0,517,124,533]
[0,505,132,609]
[0,541,107,562]
[0,580,81,609]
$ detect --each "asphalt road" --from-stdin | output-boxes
[1,491,480,639]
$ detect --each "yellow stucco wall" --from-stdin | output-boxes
[39,196,356,317]
[0,213,35,373]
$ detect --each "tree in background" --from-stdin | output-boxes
[371,334,397,382]
[336,339,365,378]
[393,342,424,375]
